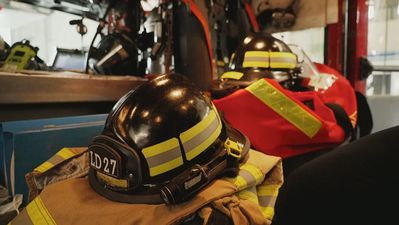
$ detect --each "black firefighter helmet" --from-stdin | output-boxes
[88,73,249,204]
[212,32,302,99]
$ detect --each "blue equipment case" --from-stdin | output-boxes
[0,114,107,204]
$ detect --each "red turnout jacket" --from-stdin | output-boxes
[310,63,357,127]
[214,78,346,158]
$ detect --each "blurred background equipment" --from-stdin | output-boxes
[0,35,10,67]
[86,0,214,90]
[1,39,42,70]
[86,0,144,76]
[2,39,37,70]
[255,0,298,31]
[52,47,88,71]
[10,0,106,20]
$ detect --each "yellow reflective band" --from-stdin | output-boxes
[217,61,225,66]
[246,79,322,138]
[34,162,54,173]
[233,176,248,189]
[180,110,222,160]
[243,51,269,68]
[220,71,244,80]
[142,138,180,158]
[180,110,216,143]
[184,121,221,161]
[245,51,269,58]
[26,197,56,225]
[148,157,183,177]
[237,188,259,205]
[233,163,264,190]
[142,137,183,176]
[56,148,75,159]
[97,172,128,188]
[270,62,296,69]
[260,206,275,220]
[258,184,280,197]
[230,53,236,61]
[33,148,78,173]
[349,111,357,128]
[241,164,264,185]
[269,52,297,69]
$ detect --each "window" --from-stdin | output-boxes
[367,0,399,96]
[273,27,325,64]
[0,2,99,65]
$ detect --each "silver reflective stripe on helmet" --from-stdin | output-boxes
[180,109,222,160]
[142,138,183,177]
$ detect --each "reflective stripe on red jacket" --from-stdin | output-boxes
[213,78,345,158]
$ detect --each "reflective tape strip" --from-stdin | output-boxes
[34,148,77,173]
[217,60,225,66]
[34,162,54,174]
[349,110,357,128]
[142,138,183,177]
[257,184,280,197]
[221,71,244,80]
[230,53,236,62]
[258,195,277,208]
[269,52,297,69]
[257,183,279,219]
[246,79,322,138]
[237,186,259,205]
[97,172,128,188]
[243,51,269,68]
[26,197,56,225]
[56,148,75,159]
[260,206,275,220]
[180,110,222,160]
[234,163,264,190]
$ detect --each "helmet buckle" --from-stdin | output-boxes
[224,138,243,159]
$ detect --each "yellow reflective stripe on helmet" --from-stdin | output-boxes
[233,163,264,190]
[243,51,270,68]
[246,79,322,138]
[269,52,297,69]
[180,110,222,160]
[245,51,269,58]
[97,172,128,188]
[26,197,56,225]
[220,71,244,80]
[142,138,183,177]
[148,157,184,177]
[34,148,77,173]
